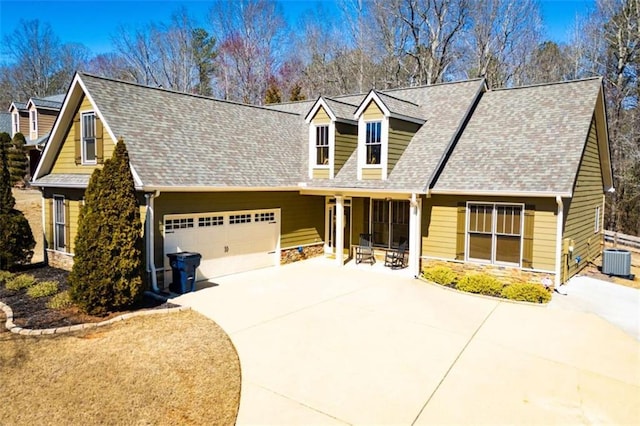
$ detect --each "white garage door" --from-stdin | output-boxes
[163,209,280,283]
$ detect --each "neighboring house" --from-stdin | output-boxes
[0,112,11,134]
[7,94,64,180]
[32,72,612,290]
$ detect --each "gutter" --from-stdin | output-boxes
[429,189,573,198]
[145,191,161,293]
[555,196,564,287]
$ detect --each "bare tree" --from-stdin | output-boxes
[2,19,88,98]
[210,0,286,104]
[464,0,542,88]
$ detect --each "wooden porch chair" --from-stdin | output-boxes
[355,233,375,264]
[384,240,408,269]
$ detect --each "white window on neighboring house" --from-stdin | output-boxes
[81,112,97,164]
[594,206,601,233]
[53,196,66,251]
[30,110,37,135]
[365,121,382,165]
[11,112,19,136]
[315,125,329,165]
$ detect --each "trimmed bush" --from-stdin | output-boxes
[5,274,36,291]
[501,282,552,304]
[456,272,504,297]
[422,266,457,285]
[27,280,59,298]
[47,290,73,309]
[0,270,14,284]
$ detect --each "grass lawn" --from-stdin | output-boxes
[0,310,241,425]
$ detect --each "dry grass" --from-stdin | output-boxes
[0,310,241,425]
[12,188,44,264]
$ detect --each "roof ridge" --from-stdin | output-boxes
[323,97,359,107]
[373,90,420,107]
[490,76,602,92]
[78,72,302,117]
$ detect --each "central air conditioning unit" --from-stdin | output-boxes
[602,248,632,277]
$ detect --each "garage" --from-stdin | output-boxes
[163,209,280,283]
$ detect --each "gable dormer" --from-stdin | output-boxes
[354,91,425,180]
[305,97,358,179]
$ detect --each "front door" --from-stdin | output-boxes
[326,203,351,258]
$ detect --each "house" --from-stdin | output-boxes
[7,94,64,179]
[32,72,612,290]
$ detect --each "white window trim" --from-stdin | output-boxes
[358,117,389,179]
[11,112,19,137]
[308,121,335,178]
[81,111,97,165]
[465,201,525,267]
[594,205,601,233]
[53,195,66,252]
[30,109,38,139]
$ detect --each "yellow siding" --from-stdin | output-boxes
[562,116,604,282]
[37,110,58,138]
[312,106,331,125]
[363,101,383,120]
[68,200,81,253]
[334,122,357,173]
[51,95,113,174]
[154,192,325,266]
[388,118,419,173]
[361,168,382,180]
[313,168,330,179]
[422,195,557,272]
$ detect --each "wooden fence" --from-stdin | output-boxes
[604,230,640,251]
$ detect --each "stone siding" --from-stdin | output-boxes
[422,259,553,286]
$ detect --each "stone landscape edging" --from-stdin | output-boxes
[0,298,190,336]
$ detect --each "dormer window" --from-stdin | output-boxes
[365,121,382,165]
[81,112,97,164]
[31,110,38,136]
[316,125,329,165]
[11,113,19,136]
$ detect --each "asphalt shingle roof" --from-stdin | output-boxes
[79,74,306,188]
[374,91,423,121]
[30,95,64,110]
[432,78,602,195]
[0,112,11,134]
[323,98,358,122]
[35,173,91,187]
[304,80,486,192]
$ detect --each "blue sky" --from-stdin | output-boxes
[0,0,595,59]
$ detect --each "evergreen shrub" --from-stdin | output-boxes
[27,280,59,298]
[6,274,36,291]
[422,266,457,285]
[456,272,504,297]
[501,282,552,303]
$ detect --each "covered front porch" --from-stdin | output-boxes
[312,192,423,277]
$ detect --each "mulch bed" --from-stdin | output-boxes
[0,265,177,330]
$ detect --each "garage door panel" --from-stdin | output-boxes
[163,209,280,284]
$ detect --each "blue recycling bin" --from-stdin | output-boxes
[167,252,202,294]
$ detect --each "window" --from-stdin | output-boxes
[11,113,19,135]
[594,206,601,233]
[255,212,275,222]
[229,214,251,224]
[165,218,194,231]
[365,121,382,165]
[53,196,65,251]
[371,199,409,248]
[30,110,37,133]
[316,125,329,165]
[81,112,97,164]
[198,216,223,227]
[468,203,522,265]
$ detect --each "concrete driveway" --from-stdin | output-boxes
[174,258,640,425]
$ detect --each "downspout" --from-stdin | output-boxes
[145,191,161,293]
[555,196,564,288]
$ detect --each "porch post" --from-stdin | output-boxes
[335,196,344,266]
[409,194,422,277]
